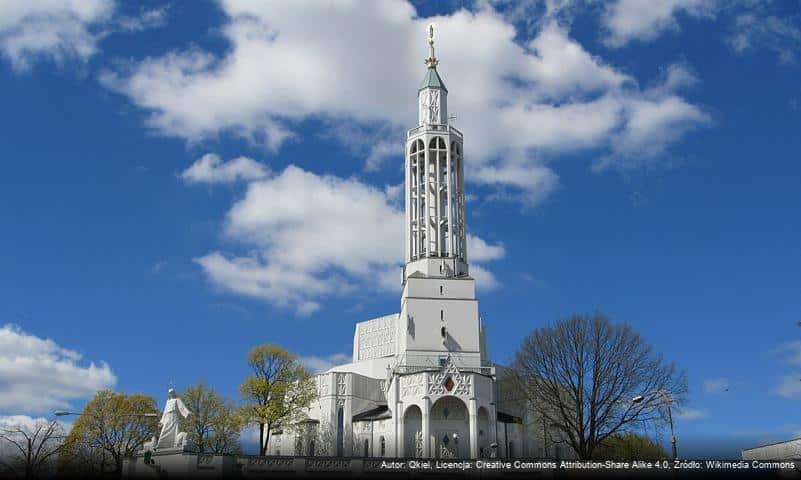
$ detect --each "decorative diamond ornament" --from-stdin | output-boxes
[444,376,455,391]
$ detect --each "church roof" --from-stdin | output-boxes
[352,405,391,421]
[419,67,447,92]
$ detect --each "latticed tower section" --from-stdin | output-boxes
[404,25,468,282]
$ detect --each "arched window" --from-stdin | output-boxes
[449,140,464,261]
[380,436,386,457]
[429,136,446,149]
[508,441,515,458]
[364,439,370,457]
[409,139,426,260]
[308,440,315,457]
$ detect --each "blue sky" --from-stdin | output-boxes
[0,0,800,457]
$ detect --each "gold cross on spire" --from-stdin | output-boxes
[425,23,439,68]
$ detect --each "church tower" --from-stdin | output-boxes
[404,24,468,281]
[260,26,543,463]
[399,25,485,371]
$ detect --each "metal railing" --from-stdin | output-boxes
[407,124,461,138]
[393,364,494,376]
[390,352,494,377]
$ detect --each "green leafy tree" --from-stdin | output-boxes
[179,381,244,454]
[239,345,316,456]
[59,390,158,475]
[511,313,686,459]
[593,432,669,460]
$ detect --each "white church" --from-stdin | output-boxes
[265,29,562,461]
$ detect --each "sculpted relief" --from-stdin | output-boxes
[400,374,424,399]
[357,316,396,360]
[428,359,472,397]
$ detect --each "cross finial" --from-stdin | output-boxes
[425,23,439,68]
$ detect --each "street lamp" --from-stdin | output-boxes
[54,411,159,418]
[631,392,677,460]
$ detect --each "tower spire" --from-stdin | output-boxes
[425,23,438,69]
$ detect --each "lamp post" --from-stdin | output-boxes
[631,392,677,460]
[54,411,159,419]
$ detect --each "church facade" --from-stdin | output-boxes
[266,29,557,460]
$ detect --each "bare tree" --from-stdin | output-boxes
[0,418,65,479]
[511,313,686,459]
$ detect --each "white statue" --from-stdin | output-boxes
[154,388,192,450]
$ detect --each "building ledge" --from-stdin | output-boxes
[352,405,391,421]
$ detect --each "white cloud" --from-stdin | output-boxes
[0,415,71,434]
[0,324,116,414]
[776,340,801,366]
[181,153,270,184]
[729,11,801,64]
[194,164,504,313]
[467,235,505,262]
[776,374,801,399]
[602,0,718,47]
[596,64,710,170]
[100,1,707,205]
[474,163,560,206]
[469,265,500,290]
[703,377,729,393]
[675,407,707,420]
[0,0,114,71]
[300,353,351,373]
[116,6,168,33]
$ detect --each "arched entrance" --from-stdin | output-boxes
[404,405,422,457]
[430,397,469,458]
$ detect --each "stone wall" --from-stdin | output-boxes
[742,438,801,460]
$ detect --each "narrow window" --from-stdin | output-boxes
[440,286,444,295]
[380,437,386,457]
[364,439,370,457]
[336,407,344,456]
[440,309,444,320]
[441,326,446,338]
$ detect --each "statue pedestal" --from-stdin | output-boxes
[123,450,238,479]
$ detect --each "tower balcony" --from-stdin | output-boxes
[391,352,495,377]
[407,124,463,140]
